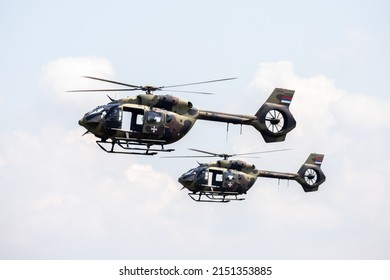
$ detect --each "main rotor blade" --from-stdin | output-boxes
[233,148,292,157]
[189,148,219,157]
[162,89,214,95]
[67,88,139,92]
[161,155,216,158]
[83,76,140,88]
[171,148,292,159]
[238,156,263,159]
[162,77,237,89]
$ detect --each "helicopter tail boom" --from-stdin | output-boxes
[257,153,326,192]
[197,88,296,143]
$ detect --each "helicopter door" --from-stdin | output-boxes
[208,169,223,188]
[121,108,144,132]
[223,171,236,189]
[143,110,165,137]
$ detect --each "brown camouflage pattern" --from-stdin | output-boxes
[178,153,326,202]
[79,88,297,152]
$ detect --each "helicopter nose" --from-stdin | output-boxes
[178,174,190,183]
[78,115,101,134]
[178,173,195,189]
[78,117,88,128]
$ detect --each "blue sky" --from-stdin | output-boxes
[1,0,390,259]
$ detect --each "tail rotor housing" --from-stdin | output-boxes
[296,153,326,192]
[253,88,296,143]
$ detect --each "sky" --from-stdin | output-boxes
[0,0,389,259]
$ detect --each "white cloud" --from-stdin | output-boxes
[334,93,390,130]
[247,61,345,140]
[39,56,116,107]
[1,60,390,259]
[234,61,390,258]
[0,124,189,258]
[125,163,181,211]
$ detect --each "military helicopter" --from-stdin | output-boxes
[174,149,326,203]
[70,76,297,155]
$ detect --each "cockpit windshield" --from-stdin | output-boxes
[84,105,108,121]
[182,168,198,177]
[84,103,120,122]
[88,106,106,115]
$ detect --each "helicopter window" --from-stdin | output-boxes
[106,108,121,121]
[121,111,132,130]
[166,114,173,123]
[146,111,163,124]
[200,169,208,180]
[136,114,143,125]
[85,106,108,121]
[126,108,144,132]
[105,107,121,129]
[209,170,223,187]
[225,172,234,181]
[89,106,105,115]
[183,168,197,177]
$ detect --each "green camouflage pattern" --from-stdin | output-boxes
[178,153,326,202]
[78,88,297,153]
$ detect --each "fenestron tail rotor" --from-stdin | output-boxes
[296,153,326,192]
[68,76,237,95]
[304,168,318,186]
[265,109,285,133]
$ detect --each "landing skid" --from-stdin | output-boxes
[188,192,245,203]
[96,139,174,155]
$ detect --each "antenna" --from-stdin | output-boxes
[226,123,229,143]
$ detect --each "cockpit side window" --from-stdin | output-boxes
[199,169,209,181]
[105,107,122,129]
[106,108,121,122]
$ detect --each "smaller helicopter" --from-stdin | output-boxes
[173,149,326,203]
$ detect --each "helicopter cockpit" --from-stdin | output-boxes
[178,165,208,191]
[84,105,108,122]
[78,103,121,134]
[178,164,242,192]
[178,165,246,202]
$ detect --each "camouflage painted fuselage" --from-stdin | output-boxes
[79,94,201,145]
[178,159,260,194]
[79,88,297,150]
[178,153,326,198]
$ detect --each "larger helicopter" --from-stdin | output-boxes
[71,76,297,155]
[175,149,326,203]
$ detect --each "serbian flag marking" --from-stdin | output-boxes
[281,95,292,104]
[313,157,323,165]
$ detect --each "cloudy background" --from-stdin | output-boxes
[1,0,389,259]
